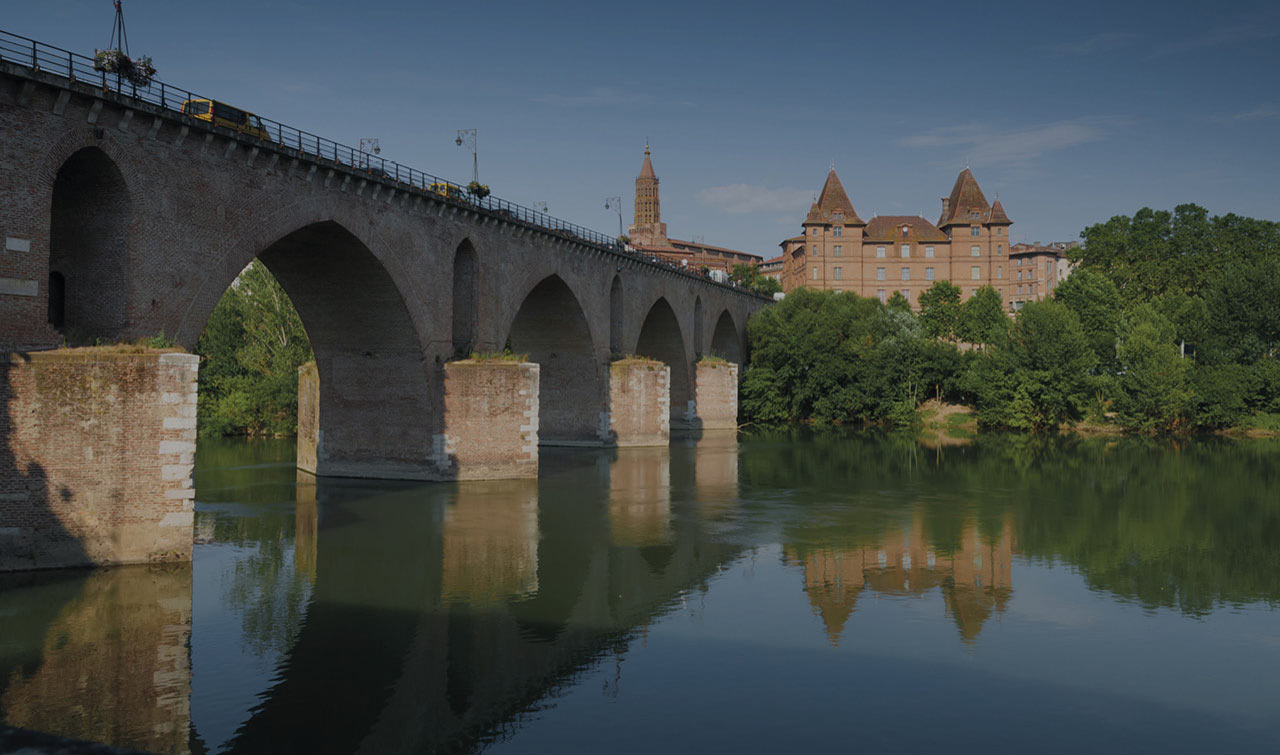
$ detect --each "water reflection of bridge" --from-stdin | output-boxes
[0,434,745,754]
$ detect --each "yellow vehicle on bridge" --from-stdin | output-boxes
[181,98,271,140]
[428,181,466,200]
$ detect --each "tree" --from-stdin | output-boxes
[1113,304,1192,433]
[730,263,782,296]
[965,300,1097,431]
[956,285,1007,345]
[886,291,911,312]
[1053,268,1123,371]
[196,260,314,436]
[918,280,962,340]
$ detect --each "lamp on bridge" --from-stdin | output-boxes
[455,128,478,184]
[604,196,624,238]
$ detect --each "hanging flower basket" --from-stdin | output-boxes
[94,48,156,87]
[467,181,490,200]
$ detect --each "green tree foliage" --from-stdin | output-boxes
[1113,305,1192,432]
[917,280,962,340]
[196,260,314,437]
[740,288,963,426]
[730,263,782,296]
[1053,267,1123,370]
[964,300,1097,431]
[956,285,1007,345]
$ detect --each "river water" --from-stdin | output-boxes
[1,432,1278,754]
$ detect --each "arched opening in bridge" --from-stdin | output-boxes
[48,146,131,340]
[709,310,743,364]
[609,275,623,356]
[452,240,477,357]
[694,297,705,357]
[506,275,601,445]
[635,297,689,425]
[195,221,432,478]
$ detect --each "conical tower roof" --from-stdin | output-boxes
[938,168,991,227]
[988,198,1012,225]
[639,145,656,180]
[805,169,864,225]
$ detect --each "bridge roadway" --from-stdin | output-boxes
[0,38,766,481]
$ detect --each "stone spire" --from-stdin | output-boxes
[804,169,864,225]
[937,168,991,227]
[629,143,667,245]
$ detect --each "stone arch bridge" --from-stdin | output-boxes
[0,50,766,487]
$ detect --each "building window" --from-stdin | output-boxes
[971,245,980,257]
[902,226,910,239]
[997,265,1003,279]
[833,244,842,257]
[925,246,934,258]
[833,226,843,237]
[876,246,886,258]
[812,228,819,236]
[970,266,980,280]
[971,226,980,237]
[1018,270,1023,280]
[877,289,886,303]
[998,227,1004,236]
[997,244,1003,254]
[833,266,843,280]
[812,266,819,280]
[1017,284,1023,294]
[926,267,935,281]
[900,245,910,258]
[876,267,886,281]
[901,267,910,281]
[901,289,910,300]
[834,212,843,221]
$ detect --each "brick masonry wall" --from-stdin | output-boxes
[694,360,739,431]
[296,361,319,474]
[0,348,198,571]
[607,359,670,447]
[439,361,539,480]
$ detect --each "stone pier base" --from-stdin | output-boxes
[297,361,320,475]
[607,358,671,447]
[695,360,739,431]
[438,360,540,480]
[0,348,200,572]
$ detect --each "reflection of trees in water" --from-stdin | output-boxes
[221,525,312,658]
[747,429,1280,616]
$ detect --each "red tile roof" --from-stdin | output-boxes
[938,168,991,227]
[804,169,865,225]
[863,215,949,242]
[988,198,1012,225]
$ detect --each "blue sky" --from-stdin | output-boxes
[8,0,1279,257]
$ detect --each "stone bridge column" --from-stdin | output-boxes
[437,360,540,480]
[694,359,739,431]
[605,358,670,447]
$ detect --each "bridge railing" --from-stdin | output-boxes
[0,28,767,298]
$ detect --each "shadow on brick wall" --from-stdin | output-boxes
[0,355,90,572]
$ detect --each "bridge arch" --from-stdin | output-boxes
[635,297,690,425]
[48,146,132,339]
[451,239,477,357]
[204,219,433,478]
[505,274,602,444]
[709,310,743,364]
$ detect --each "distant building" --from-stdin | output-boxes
[1008,241,1078,311]
[777,168,1014,308]
[758,255,784,283]
[627,146,761,273]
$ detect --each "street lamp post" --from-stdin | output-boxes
[358,138,380,169]
[455,129,477,184]
[604,196,624,238]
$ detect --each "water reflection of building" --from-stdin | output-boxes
[693,431,739,519]
[0,566,192,754]
[785,516,1014,645]
[295,470,318,583]
[441,480,540,606]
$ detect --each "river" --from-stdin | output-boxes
[1,432,1278,754]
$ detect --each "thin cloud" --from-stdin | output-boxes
[1229,104,1280,122]
[897,117,1126,167]
[1156,10,1280,54]
[531,86,649,107]
[1051,32,1137,56]
[696,184,814,216]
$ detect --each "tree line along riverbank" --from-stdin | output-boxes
[741,204,1280,436]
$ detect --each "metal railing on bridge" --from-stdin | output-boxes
[0,29,767,299]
